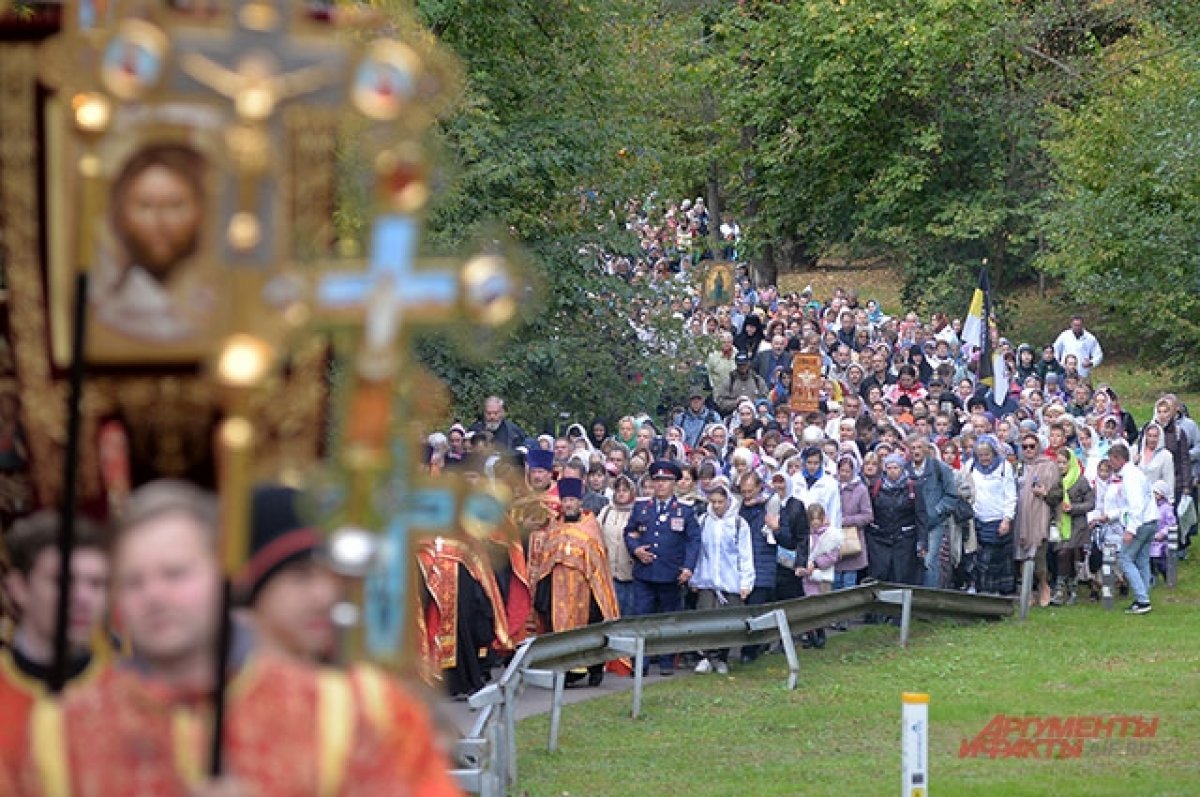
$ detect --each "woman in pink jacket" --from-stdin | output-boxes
[835,455,874,590]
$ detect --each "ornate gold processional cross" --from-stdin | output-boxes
[38,0,525,674]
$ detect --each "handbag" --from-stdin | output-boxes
[839,526,862,559]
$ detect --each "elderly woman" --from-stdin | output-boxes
[738,471,781,663]
[730,399,763,441]
[598,476,639,617]
[705,423,732,464]
[968,436,1018,595]
[865,453,924,585]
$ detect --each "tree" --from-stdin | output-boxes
[709,0,1149,313]
[1038,26,1200,382]
[369,0,710,431]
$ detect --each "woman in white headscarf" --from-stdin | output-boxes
[1076,423,1105,484]
[1137,422,1176,502]
[565,423,595,457]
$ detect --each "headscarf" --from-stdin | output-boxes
[565,423,594,454]
[587,417,609,448]
[836,454,861,485]
[616,416,637,451]
[1138,421,1164,466]
[770,366,791,405]
[881,453,909,489]
[799,446,824,487]
[612,475,636,508]
[973,435,1004,475]
[1058,449,1082,534]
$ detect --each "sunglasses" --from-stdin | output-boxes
[1022,443,1038,450]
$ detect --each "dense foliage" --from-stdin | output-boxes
[403,0,712,432]
[710,0,1198,379]
[342,0,1200,427]
[1038,26,1200,374]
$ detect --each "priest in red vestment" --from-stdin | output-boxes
[415,534,511,697]
[527,477,619,686]
[9,480,461,797]
[0,512,110,781]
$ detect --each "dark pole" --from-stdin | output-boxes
[209,577,234,775]
[51,272,90,694]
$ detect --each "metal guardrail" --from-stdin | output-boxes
[451,582,1013,796]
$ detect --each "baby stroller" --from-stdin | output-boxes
[1085,520,1126,602]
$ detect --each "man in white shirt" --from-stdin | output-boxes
[1052,316,1104,379]
[1108,442,1159,613]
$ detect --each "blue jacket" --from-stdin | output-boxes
[624,497,701,583]
[909,458,958,531]
[672,406,721,449]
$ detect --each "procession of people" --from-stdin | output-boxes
[417,195,1197,684]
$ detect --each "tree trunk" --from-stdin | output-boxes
[706,158,722,252]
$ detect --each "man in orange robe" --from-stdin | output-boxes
[8,480,461,797]
[488,525,533,650]
[0,512,110,780]
[528,477,619,686]
[416,535,511,697]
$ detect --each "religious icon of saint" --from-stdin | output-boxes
[91,142,217,345]
[703,262,734,308]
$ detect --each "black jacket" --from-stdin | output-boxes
[867,478,927,550]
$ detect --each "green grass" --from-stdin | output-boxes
[516,574,1200,796]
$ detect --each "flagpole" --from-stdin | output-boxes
[979,259,991,390]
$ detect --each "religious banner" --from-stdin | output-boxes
[789,352,822,413]
[702,260,735,308]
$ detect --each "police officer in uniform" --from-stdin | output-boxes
[623,460,701,675]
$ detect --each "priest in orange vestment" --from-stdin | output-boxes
[8,481,461,797]
[528,478,619,686]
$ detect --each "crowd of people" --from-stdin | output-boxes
[423,198,1198,685]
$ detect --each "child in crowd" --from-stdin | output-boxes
[1149,480,1178,585]
[794,503,842,649]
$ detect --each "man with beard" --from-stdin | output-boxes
[92,143,215,343]
[1052,316,1103,379]
[11,480,461,797]
[469,396,529,454]
[528,478,619,686]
